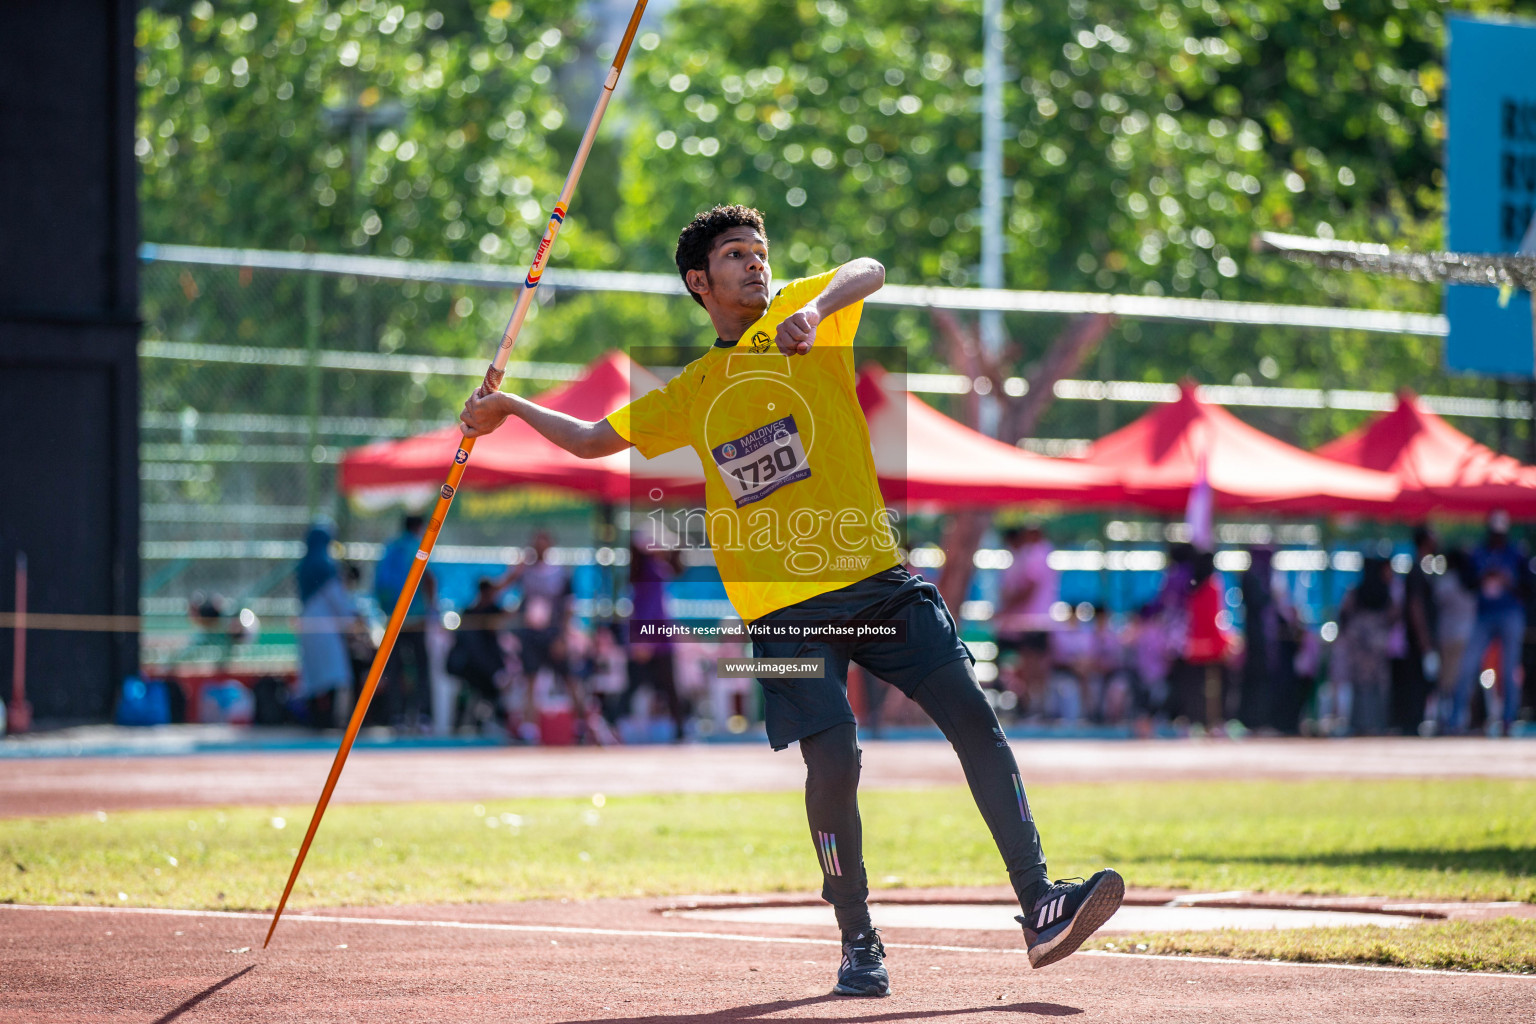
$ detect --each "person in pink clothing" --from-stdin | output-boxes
[994,525,1059,716]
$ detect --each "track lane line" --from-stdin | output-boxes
[3,903,1532,981]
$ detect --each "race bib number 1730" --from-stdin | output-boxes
[710,415,811,508]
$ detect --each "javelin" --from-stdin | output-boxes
[264,0,650,948]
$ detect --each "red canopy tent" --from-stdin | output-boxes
[1076,382,1400,514]
[857,366,1124,509]
[1315,391,1536,517]
[339,351,705,505]
[340,353,1124,511]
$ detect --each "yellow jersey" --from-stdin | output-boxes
[607,267,899,621]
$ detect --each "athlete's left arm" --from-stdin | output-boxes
[773,257,885,355]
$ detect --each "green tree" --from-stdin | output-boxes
[135,1,708,386]
[135,0,604,519]
[137,0,603,264]
[613,0,1531,448]
[137,0,1536,447]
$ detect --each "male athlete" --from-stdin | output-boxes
[461,205,1123,996]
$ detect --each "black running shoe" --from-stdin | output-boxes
[833,928,890,997]
[1016,869,1125,969]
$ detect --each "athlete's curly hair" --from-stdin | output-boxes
[674,205,767,307]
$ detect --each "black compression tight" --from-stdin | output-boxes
[798,658,1051,934]
[911,657,1051,909]
[799,723,871,934]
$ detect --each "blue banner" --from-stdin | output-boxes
[1445,16,1536,377]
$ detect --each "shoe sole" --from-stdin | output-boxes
[832,984,891,997]
[1028,869,1125,970]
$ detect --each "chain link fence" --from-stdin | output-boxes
[138,254,612,674]
[137,245,1535,678]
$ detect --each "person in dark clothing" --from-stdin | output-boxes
[373,514,438,729]
[1238,547,1290,733]
[624,532,688,741]
[447,577,513,729]
[589,623,630,726]
[1452,511,1528,734]
[340,563,376,713]
[1392,527,1438,735]
[1345,557,1396,735]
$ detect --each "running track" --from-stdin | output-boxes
[3,738,1533,1021]
[4,737,1534,817]
[1,897,1532,1023]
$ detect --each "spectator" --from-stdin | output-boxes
[1157,547,1230,729]
[1128,603,1175,733]
[1149,544,1197,723]
[1280,608,1319,736]
[1238,547,1291,733]
[373,514,437,730]
[447,577,514,731]
[993,524,1058,714]
[1047,606,1094,722]
[1343,556,1396,735]
[625,528,688,741]
[508,530,572,684]
[1089,607,1132,723]
[526,620,611,745]
[994,649,1031,720]
[183,591,257,675]
[339,562,376,708]
[1433,547,1478,730]
[589,623,630,727]
[513,530,572,625]
[1181,550,1233,728]
[294,524,362,729]
[1393,527,1438,735]
[526,628,577,742]
[559,618,617,745]
[1451,511,1528,735]
[1045,604,1125,723]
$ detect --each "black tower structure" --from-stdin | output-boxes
[0,0,141,723]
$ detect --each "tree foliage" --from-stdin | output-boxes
[136,0,1536,447]
[615,0,1531,434]
[137,0,604,265]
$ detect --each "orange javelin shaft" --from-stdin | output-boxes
[264,0,650,948]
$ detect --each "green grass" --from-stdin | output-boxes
[1090,919,1536,974]
[2,779,1533,913]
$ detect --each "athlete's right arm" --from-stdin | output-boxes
[460,390,632,459]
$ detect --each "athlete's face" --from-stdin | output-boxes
[694,226,771,317]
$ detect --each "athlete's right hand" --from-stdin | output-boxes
[460,389,511,437]
[774,305,820,355]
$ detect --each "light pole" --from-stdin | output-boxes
[978,0,1006,437]
[321,89,406,254]
[321,88,405,339]
[317,91,404,512]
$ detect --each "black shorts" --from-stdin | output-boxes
[750,566,973,750]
